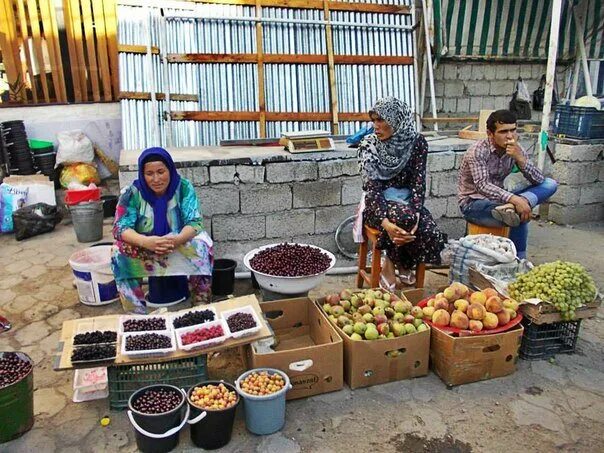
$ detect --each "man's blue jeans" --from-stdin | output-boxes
[460,178,558,259]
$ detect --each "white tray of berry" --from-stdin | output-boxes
[171,306,217,330]
[175,319,230,352]
[118,314,171,337]
[120,330,176,359]
[221,305,262,339]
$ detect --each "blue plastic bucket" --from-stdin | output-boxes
[235,368,291,435]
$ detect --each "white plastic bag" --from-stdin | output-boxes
[352,193,366,243]
[0,183,28,233]
[56,130,94,166]
[448,234,517,285]
[515,78,531,103]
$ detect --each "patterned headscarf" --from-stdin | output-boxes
[358,97,418,182]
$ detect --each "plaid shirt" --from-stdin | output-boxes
[458,138,545,208]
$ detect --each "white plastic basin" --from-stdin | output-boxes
[243,243,336,294]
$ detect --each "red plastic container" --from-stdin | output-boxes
[65,188,101,206]
[417,297,523,337]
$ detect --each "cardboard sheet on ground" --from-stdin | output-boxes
[53,295,271,371]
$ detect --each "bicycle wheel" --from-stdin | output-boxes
[335,215,370,260]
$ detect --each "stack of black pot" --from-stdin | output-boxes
[1,120,35,175]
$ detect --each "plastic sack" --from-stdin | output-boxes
[448,234,517,285]
[509,78,532,120]
[346,125,375,147]
[59,163,100,188]
[56,130,94,166]
[12,202,62,241]
[0,183,28,233]
[352,193,366,243]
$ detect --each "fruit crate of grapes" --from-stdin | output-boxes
[519,318,581,360]
[108,355,207,410]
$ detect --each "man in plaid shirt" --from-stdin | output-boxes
[457,110,558,259]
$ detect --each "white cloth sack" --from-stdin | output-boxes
[56,130,94,167]
[448,234,517,285]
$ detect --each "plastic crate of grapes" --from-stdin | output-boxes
[108,355,207,410]
[519,318,581,360]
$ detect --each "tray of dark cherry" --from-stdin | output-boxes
[121,316,167,333]
[221,305,261,338]
[131,387,183,414]
[71,344,117,364]
[121,332,175,358]
[0,352,33,389]
[172,307,216,329]
[73,330,118,346]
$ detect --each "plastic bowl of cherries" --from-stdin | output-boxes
[244,243,336,294]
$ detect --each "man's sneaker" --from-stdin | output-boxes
[491,203,521,227]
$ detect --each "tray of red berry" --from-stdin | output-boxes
[175,319,230,351]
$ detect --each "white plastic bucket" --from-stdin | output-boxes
[69,245,118,306]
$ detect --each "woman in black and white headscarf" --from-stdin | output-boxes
[359,97,446,289]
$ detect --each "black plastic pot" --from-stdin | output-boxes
[211,259,237,296]
[187,381,239,450]
[127,385,188,453]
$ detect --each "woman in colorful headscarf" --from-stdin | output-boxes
[111,147,213,313]
[359,97,446,290]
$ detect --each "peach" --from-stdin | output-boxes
[427,298,436,308]
[505,308,517,319]
[450,310,469,329]
[422,306,435,318]
[469,320,483,332]
[496,310,511,326]
[443,287,457,302]
[453,299,469,313]
[432,309,451,327]
[483,288,499,299]
[470,291,487,306]
[451,282,470,298]
[503,299,519,311]
[483,312,499,329]
[485,296,503,313]
[434,299,450,311]
[467,303,486,320]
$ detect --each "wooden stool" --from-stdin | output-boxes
[356,225,425,289]
[466,222,510,237]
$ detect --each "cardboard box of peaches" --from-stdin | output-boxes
[317,283,523,388]
[420,282,524,387]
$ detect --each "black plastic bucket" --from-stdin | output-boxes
[127,384,189,453]
[211,259,237,296]
[187,381,239,450]
[101,195,118,218]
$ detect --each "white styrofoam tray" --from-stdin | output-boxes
[120,330,176,359]
[175,319,230,352]
[73,367,108,393]
[221,305,262,339]
[170,305,218,330]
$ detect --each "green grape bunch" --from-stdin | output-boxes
[508,261,598,321]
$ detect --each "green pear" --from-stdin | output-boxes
[364,327,379,341]
[353,322,367,335]
[350,333,363,341]
[342,324,354,335]
[404,323,417,334]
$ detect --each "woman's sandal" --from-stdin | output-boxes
[397,269,416,286]
[379,274,397,292]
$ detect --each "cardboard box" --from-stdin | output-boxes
[469,267,601,325]
[246,297,343,400]
[54,295,272,370]
[430,324,524,387]
[316,289,430,390]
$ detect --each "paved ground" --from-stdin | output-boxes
[1,219,603,453]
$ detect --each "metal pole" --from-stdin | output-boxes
[421,0,438,131]
[537,0,563,171]
[572,6,593,97]
[145,6,159,146]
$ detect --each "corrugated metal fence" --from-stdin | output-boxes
[118,0,417,150]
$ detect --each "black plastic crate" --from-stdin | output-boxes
[108,355,208,410]
[553,104,604,140]
[519,318,581,360]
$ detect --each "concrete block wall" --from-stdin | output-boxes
[427,62,568,118]
[119,149,470,269]
[548,142,604,224]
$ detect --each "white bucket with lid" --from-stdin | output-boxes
[69,245,118,306]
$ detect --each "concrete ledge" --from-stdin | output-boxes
[548,203,604,225]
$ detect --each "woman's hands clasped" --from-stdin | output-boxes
[142,235,178,255]
[381,214,420,246]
